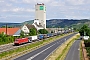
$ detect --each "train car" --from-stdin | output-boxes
[47,33,53,38]
[14,38,28,45]
[43,34,47,39]
[38,34,44,40]
[53,33,57,36]
[28,36,38,42]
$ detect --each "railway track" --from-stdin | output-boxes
[0,43,14,53]
[0,42,36,53]
[0,38,48,53]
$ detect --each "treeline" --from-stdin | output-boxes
[79,25,90,58]
[0,33,15,45]
[79,24,90,36]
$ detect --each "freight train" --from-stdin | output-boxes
[14,30,71,45]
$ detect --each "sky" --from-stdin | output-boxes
[0,0,90,23]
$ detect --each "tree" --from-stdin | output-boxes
[1,26,6,28]
[20,30,25,38]
[79,24,90,36]
[0,32,14,45]
[38,29,48,34]
[29,28,37,36]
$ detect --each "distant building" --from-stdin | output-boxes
[0,28,21,36]
[46,28,64,33]
[35,3,46,29]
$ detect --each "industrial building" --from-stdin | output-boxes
[34,3,46,29]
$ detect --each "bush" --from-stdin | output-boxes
[0,32,15,45]
[20,31,25,38]
[86,47,90,56]
[79,24,90,36]
[38,29,48,34]
[84,38,90,47]
[29,28,37,36]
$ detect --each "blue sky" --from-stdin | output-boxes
[0,0,90,23]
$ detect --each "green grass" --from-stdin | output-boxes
[80,42,84,60]
[0,34,66,59]
[56,44,68,60]
[55,40,73,60]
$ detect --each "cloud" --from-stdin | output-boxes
[0,15,7,19]
[65,0,85,5]
[1,8,34,13]
[0,0,90,22]
[9,0,21,3]
[50,1,65,7]
[22,0,51,4]
[65,15,89,19]
[0,0,4,2]
[11,8,34,12]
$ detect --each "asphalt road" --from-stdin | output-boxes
[14,33,77,60]
[65,39,81,60]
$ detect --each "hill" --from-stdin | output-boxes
[0,19,90,29]
[0,23,22,27]
[46,19,90,28]
[0,20,34,27]
[22,20,34,25]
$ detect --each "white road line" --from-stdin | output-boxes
[27,43,56,60]
[78,48,80,50]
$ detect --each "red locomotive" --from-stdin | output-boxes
[14,38,29,45]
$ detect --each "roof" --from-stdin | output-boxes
[34,23,43,27]
[26,24,37,31]
[26,24,36,29]
[0,28,20,35]
[36,3,44,5]
[13,29,21,36]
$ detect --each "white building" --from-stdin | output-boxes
[21,24,37,35]
[35,3,46,29]
[21,25,29,34]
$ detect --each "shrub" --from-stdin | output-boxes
[29,28,37,36]
[0,32,14,45]
[84,38,90,47]
[38,29,48,34]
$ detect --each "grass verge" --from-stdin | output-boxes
[80,41,84,60]
[56,34,80,60]
[0,33,72,60]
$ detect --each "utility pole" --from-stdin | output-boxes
[6,24,7,35]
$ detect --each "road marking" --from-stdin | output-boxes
[78,48,80,50]
[27,43,56,60]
